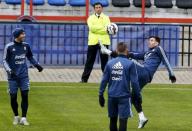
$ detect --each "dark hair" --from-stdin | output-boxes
[117,42,127,53]
[13,28,25,38]
[148,36,161,43]
[93,2,103,8]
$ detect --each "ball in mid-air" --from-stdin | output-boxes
[107,23,118,35]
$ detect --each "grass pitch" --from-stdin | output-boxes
[0,82,191,131]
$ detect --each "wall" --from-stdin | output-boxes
[0,23,180,67]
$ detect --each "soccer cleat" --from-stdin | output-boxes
[79,79,88,83]
[20,117,30,126]
[138,118,148,129]
[99,41,112,55]
[79,80,87,83]
[13,116,20,125]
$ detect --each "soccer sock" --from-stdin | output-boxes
[21,90,29,117]
[10,93,19,116]
[119,118,127,131]
[110,117,118,131]
[21,117,26,121]
[138,112,146,120]
[132,94,143,113]
[133,102,143,113]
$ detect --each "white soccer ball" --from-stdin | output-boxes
[107,23,118,35]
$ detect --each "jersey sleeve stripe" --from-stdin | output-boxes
[158,46,174,76]
[2,43,13,72]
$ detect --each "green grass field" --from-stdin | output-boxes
[0,82,191,131]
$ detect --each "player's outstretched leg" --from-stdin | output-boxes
[20,90,29,126]
[100,46,109,72]
[119,118,127,131]
[110,117,118,131]
[99,42,120,58]
[10,93,20,125]
[99,40,112,55]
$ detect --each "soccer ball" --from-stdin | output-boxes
[107,23,118,35]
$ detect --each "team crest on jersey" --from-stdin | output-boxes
[24,46,26,50]
[12,48,16,51]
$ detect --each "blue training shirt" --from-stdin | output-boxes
[130,45,175,79]
[99,55,141,99]
[3,41,38,80]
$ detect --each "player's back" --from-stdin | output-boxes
[106,55,135,98]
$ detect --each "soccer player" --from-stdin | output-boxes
[99,42,141,131]
[100,36,176,128]
[80,2,111,83]
[3,28,43,125]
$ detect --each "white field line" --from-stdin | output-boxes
[30,86,192,91]
[1,85,192,91]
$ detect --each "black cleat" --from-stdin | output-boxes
[79,80,87,83]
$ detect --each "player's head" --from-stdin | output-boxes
[93,2,103,15]
[148,36,160,48]
[13,28,25,42]
[116,42,128,55]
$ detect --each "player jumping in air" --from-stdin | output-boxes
[99,42,141,131]
[100,36,176,129]
[3,28,43,125]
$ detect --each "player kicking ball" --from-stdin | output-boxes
[99,42,141,131]
[3,28,43,125]
[100,36,176,129]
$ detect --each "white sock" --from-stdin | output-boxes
[21,117,26,120]
[138,112,146,120]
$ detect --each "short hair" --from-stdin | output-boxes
[117,42,127,53]
[93,2,103,8]
[148,36,161,43]
[13,28,25,38]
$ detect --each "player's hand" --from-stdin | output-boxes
[169,75,176,83]
[9,70,17,78]
[99,95,105,107]
[35,64,43,72]
[107,25,111,34]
